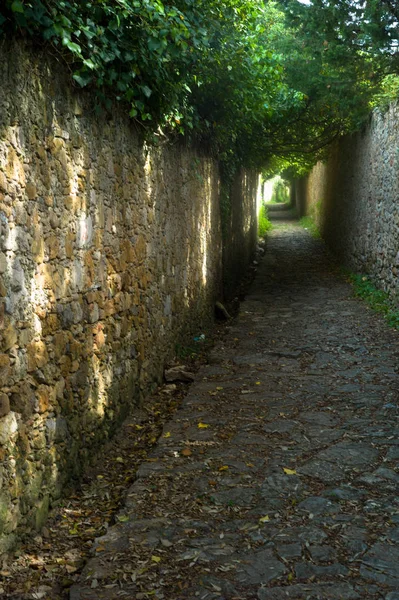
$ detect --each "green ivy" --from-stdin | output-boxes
[0,0,393,173]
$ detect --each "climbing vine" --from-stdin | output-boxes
[0,0,394,173]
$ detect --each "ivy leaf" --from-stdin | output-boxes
[11,1,24,14]
[141,85,152,98]
[73,72,92,87]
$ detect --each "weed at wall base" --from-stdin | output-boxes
[349,274,399,329]
[258,204,272,237]
[299,216,321,238]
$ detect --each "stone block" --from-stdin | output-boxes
[0,411,18,444]
[0,252,7,274]
[2,323,17,351]
[0,354,10,386]
[35,384,55,413]
[26,340,49,372]
[25,182,37,199]
[0,171,7,193]
[0,394,10,417]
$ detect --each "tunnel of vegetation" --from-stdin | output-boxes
[1,0,398,180]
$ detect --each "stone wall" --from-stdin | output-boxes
[294,102,399,300]
[222,169,259,300]
[0,42,258,550]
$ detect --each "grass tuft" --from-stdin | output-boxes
[258,204,273,237]
[349,273,399,329]
[299,216,321,238]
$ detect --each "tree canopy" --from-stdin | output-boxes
[0,0,397,174]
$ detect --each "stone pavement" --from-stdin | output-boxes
[71,220,399,600]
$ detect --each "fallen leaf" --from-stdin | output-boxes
[95,546,106,552]
[181,448,192,456]
[255,381,261,385]
[198,423,210,429]
[259,515,270,523]
[151,555,161,563]
[216,387,223,391]
[115,456,124,463]
[283,467,297,475]
[163,432,171,438]
[246,462,254,467]
[65,565,78,574]
[219,465,229,472]
[117,515,129,522]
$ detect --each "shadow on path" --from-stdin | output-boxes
[72,222,399,600]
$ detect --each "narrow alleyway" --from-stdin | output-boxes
[71,219,399,600]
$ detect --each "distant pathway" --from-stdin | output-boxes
[72,220,399,600]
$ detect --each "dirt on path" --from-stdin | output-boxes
[69,220,398,599]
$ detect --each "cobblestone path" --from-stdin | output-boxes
[71,221,399,600]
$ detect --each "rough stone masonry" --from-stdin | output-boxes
[0,42,258,551]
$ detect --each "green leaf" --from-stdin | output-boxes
[141,85,152,98]
[11,0,24,13]
[73,72,92,87]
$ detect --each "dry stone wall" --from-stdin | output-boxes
[0,42,258,550]
[295,102,399,300]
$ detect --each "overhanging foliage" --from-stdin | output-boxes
[0,0,395,174]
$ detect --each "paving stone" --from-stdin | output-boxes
[276,542,303,561]
[235,548,287,585]
[264,420,298,433]
[297,496,340,516]
[309,544,337,562]
[299,411,341,427]
[261,474,305,497]
[197,576,240,599]
[386,446,399,461]
[360,543,399,586]
[258,582,360,599]
[210,487,257,507]
[295,561,349,580]
[323,485,366,501]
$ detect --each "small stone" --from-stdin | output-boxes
[165,366,195,383]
